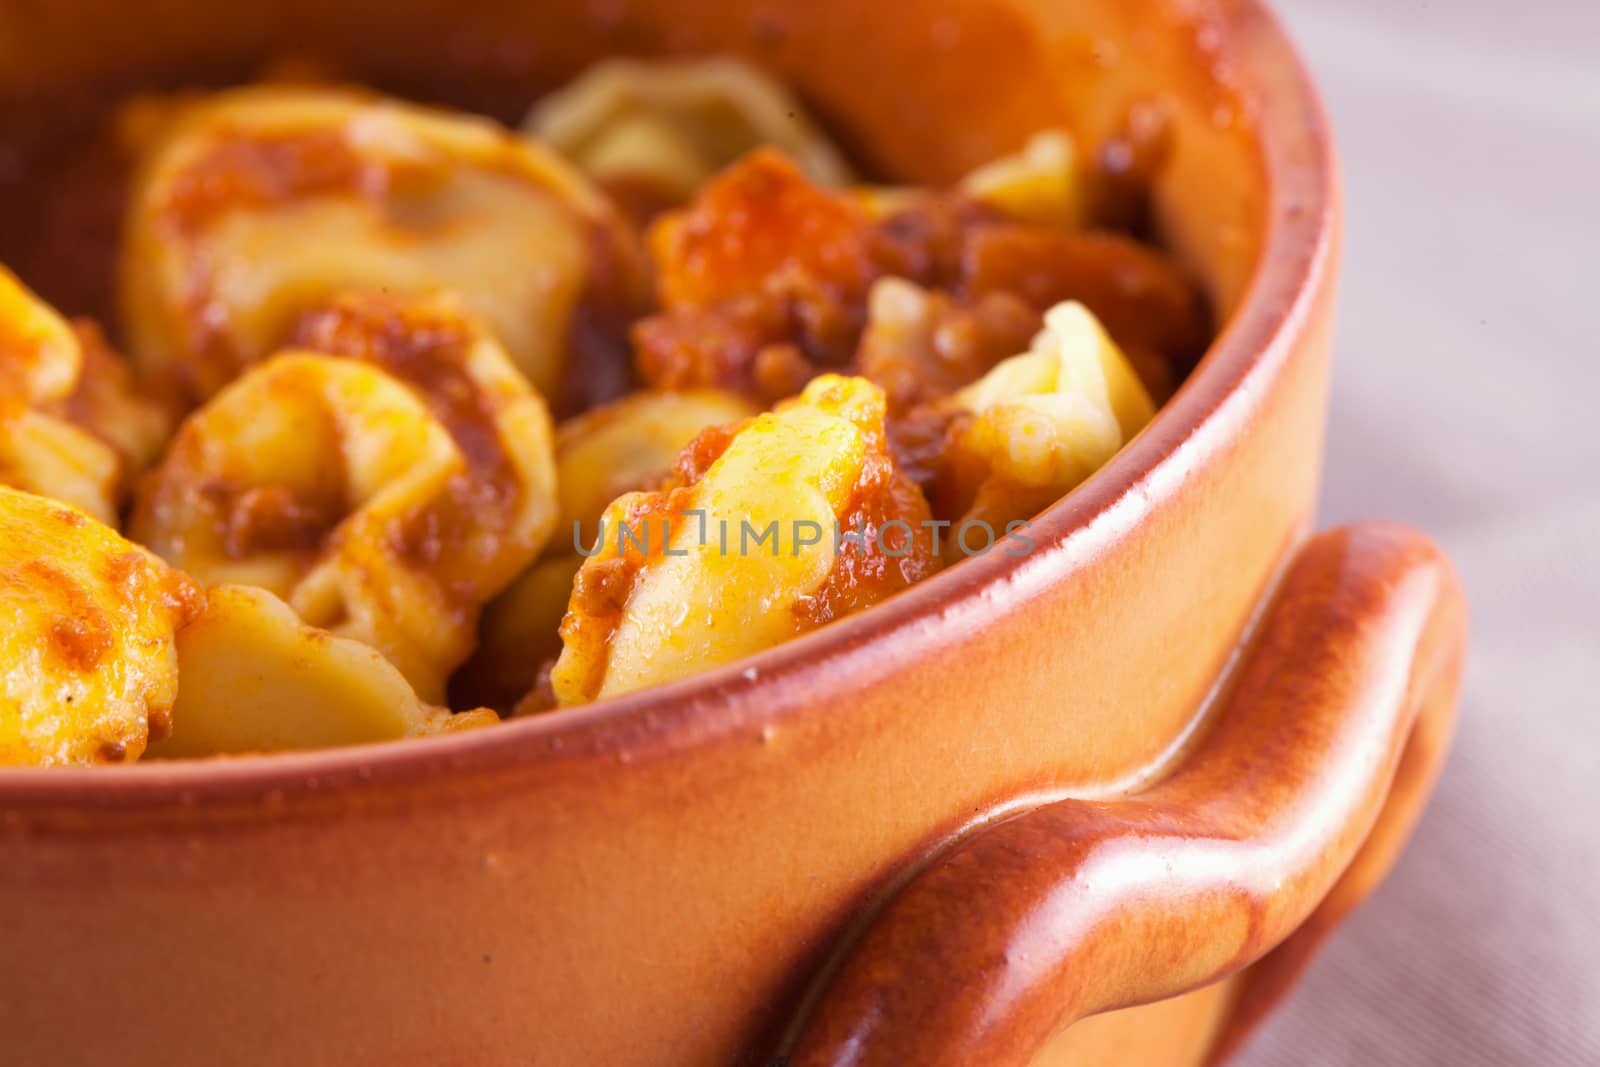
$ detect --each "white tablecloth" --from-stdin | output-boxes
[1237,2,1600,1063]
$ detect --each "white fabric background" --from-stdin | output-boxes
[1236,1,1600,1064]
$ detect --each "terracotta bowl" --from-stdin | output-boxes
[0,2,1466,1064]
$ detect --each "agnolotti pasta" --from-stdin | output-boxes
[525,56,854,222]
[120,85,649,406]
[548,375,938,705]
[0,57,1211,762]
[0,268,168,523]
[0,488,201,765]
[131,293,558,702]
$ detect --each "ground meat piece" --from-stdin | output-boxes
[957,225,1211,367]
[647,147,879,309]
[854,278,1040,412]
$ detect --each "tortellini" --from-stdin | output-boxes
[848,128,1084,231]
[553,388,758,549]
[152,583,493,758]
[959,130,1086,231]
[527,56,854,221]
[0,485,488,764]
[0,487,201,766]
[457,387,755,710]
[131,293,558,701]
[549,375,937,705]
[0,268,168,522]
[120,85,649,405]
[935,301,1154,544]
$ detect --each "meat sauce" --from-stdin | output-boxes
[634,148,1207,408]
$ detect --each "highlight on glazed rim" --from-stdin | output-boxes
[0,56,1209,766]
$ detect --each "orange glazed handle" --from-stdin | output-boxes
[779,523,1466,1067]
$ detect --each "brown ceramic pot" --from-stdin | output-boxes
[0,2,1466,1065]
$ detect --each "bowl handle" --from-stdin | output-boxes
[778,522,1466,1067]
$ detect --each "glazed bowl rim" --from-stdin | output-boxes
[0,0,1337,806]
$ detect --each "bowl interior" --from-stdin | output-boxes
[0,0,1329,792]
